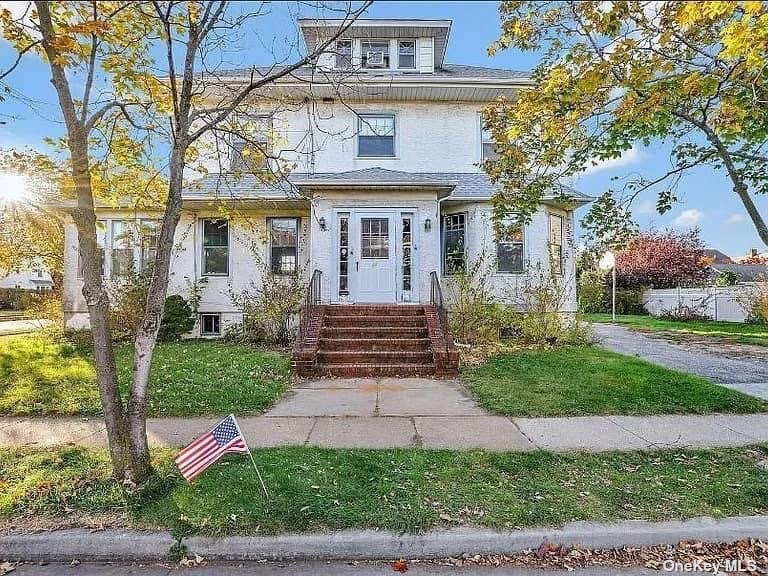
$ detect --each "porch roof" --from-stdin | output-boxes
[183,168,592,206]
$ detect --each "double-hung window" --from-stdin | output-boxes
[497,216,524,273]
[549,213,564,276]
[398,40,416,69]
[361,40,389,69]
[138,219,159,274]
[442,213,467,275]
[202,219,229,276]
[230,115,272,172]
[357,114,395,157]
[110,220,135,278]
[268,217,299,275]
[335,40,352,69]
[481,123,498,161]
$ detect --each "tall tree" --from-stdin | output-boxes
[483,1,768,247]
[1,1,370,485]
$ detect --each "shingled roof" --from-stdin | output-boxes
[184,168,591,203]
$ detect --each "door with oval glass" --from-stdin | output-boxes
[354,212,396,303]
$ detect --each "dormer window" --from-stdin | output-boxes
[361,40,389,69]
[335,40,352,69]
[398,41,416,69]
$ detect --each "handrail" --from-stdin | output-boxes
[297,269,322,345]
[429,271,449,353]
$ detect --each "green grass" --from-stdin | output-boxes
[463,346,768,417]
[1,445,767,535]
[585,313,768,346]
[0,335,290,417]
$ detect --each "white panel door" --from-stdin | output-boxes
[355,213,396,303]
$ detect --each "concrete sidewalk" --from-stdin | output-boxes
[3,412,768,452]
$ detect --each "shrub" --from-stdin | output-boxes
[228,263,306,346]
[158,294,195,341]
[715,270,738,287]
[107,272,150,342]
[577,269,607,313]
[614,287,649,315]
[445,256,502,344]
[744,279,768,325]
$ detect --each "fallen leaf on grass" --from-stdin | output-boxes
[0,562,17,575]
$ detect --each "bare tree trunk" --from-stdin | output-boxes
[127,146,187,482]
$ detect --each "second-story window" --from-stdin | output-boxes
[202,219,229,276]
[361,40,389,69]
[398,40,416,69]
[357,114,395,157]
[481,123,498,161]
[335,40,352,69]
[229,115,271,172]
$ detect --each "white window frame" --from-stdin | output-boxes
[480,116,498,162]
[549,213,564,276]
[397,39,416,70]
[496,216,525,274]
[229,114,272,172]
[201,218,230,277]
[335,39,353,69]
[361,39,390,69]
[267,216,301,276]
[199,313,221,336]
[441,212,468,276]
[356,113,397,158]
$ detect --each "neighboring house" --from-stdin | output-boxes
[60,18,591,375]
[709,263,767,284]
[0,268,54,292]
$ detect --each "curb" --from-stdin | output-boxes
[3,516,768,562]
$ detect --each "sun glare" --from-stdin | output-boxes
[0,172,31,204]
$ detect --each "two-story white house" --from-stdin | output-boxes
[61,18,590,376]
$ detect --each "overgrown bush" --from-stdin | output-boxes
[577,269,607,313]
[446,256,502,344]
[227,263,307,346]
[158,294,195,341]
[614,287,648,315]
[744,279,768,325]
[107,272,150,342]
[715,270,738,287]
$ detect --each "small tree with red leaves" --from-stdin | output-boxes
[616,230,709,289]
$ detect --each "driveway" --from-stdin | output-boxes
[0,319,52,335]
[592,323,768,400]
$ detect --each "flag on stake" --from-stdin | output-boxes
[174,414,269,497]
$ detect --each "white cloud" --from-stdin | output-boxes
[633,200,656,215]
[673,209,704,228]
[582,146,645,176]
[725,213,746,225]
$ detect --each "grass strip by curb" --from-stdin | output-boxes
[1,445,766,537]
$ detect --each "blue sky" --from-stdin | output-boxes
[1,0,766,257]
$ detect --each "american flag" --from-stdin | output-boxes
[175,414,249,482]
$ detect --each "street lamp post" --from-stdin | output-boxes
[599,251,617,323]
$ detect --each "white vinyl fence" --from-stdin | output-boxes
[643,286,755,323]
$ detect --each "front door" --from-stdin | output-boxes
[355,212,396,303]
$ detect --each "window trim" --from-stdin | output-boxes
[267,216,301,276]
[441,211,468,276]
[229,114,272,172]
[549,212,564,276]
[360,39,390,70]
[480,115,497,162]
[356,113,397,158]
[335,39,353,69]
[397,39,416,69]
[201,218,230,277]
[199,312,221,336]
[496,219,525,275]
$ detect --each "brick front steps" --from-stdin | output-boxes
[292,304,459,378]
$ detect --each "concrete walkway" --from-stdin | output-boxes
[3,377,768,452]
[592,323,768,400]
[0,318,52,335]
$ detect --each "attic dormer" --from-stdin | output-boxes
[298,18,451,74]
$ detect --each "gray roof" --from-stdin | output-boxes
[215,63,530,82]
[184,168,591,203]
[710,263,767,282]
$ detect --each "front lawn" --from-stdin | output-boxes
[0,335,290,417]
[585,313,768,347]
[1,445,767,535]
[463,346,768,417]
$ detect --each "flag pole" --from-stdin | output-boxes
[231,415,269,499]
